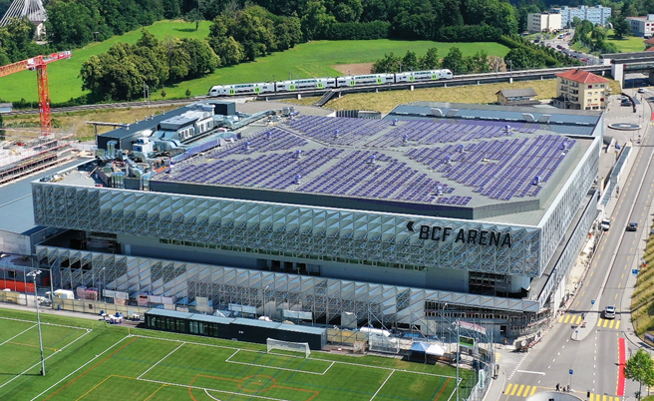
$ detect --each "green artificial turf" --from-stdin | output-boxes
[0,308,474,401]
[0,19,509,104]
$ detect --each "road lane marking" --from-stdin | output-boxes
[516,370,545,375]
[529,386,537,396]
[564,315,571,323]
[616,321,621,330]
[505,383,513,394]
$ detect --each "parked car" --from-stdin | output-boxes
[600,218,611,231]
[627,222,638,231]
[638,88,645,93]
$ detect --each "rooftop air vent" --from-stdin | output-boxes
[521,113,535,122]
[445,109,459,118]
[537,114,551,124]
[431,108,444,117]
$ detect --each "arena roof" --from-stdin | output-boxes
[148,102,599,222]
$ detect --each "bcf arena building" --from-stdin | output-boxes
[32,101,603,339]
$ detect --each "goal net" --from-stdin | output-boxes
[266,338,311,358]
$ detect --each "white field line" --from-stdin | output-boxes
[133,334,455,379]
[0,324,37,347]
[0,316,90,331]
[138,376,295,401]
[445,377,463,401]
[323,361,335,375]
[29,335,132,401]
[137,341,185,380]
[369,369,395,401]
[0,328,93,394]
[225,349,328,375]
[204,389,223,401]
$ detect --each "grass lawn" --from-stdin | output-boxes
[632,216,654,336]
[605,30,645,53]
[285,78,618,114]
[0,19,509,104]
[0,308,475,401]
[0,19,212,105]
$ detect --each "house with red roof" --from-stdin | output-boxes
[554,69,610,110]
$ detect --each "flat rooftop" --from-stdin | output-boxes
[0,158,90,234]
[147,113,594,222]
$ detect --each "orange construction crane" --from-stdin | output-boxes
[0,51,72,134]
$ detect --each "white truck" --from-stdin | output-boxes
[46,289,75,300]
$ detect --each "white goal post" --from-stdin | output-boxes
[266,338,311,358]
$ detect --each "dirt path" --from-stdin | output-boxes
[331,63,374,75]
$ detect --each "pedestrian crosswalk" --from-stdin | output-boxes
[557,314,621,329]
[597,318,620,329]
[588,394,621,401]
[504,384,621,400]
[558,314,583,325]
[504,383,538,397]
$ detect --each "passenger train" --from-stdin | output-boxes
[208,69,454,96]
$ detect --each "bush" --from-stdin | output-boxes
[436,25,502,42]
[321,21,390,40]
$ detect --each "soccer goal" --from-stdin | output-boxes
[266,338,311,358]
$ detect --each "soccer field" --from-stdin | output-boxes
[0,309,474,401]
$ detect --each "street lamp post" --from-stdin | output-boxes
[27,269,45,376]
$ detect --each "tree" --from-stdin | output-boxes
[419,47,440,70]
[441,47,465,74]
[371,52,401,73]
[624,349,654,400]
[184,8,204,31]
[612,15,631,39]
[402,50,418,71]
[162,0,181,19]
[209,36,244,65]
[301,0,335,40]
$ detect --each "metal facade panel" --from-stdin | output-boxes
[34,184,545,277]
[38,246,541,319]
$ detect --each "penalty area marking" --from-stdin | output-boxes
[137,341,185,380]
[226,349,332,375]
[29,335,134,401]
[0,324,37,348]
[369,369,395,401]
[0,328,93,393]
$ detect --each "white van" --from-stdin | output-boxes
[600,218,611,231]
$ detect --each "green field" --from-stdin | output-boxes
[0,20,509,104]
[571,30,645,54]
[0,308,474,401]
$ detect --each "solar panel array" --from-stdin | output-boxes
[407,135,574,201]
[286,116,389,146]
[155,116,578,206]
[160,148,341,190]
[366,120,536,148]
[297,150,449,202]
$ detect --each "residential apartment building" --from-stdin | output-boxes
[627,14,654,37]
[527,13,562,33]
[551,5,611,27]
[555,69,610,111]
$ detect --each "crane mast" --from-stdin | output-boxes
[0,51,72,134]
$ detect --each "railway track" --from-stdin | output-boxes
[4,64,612,116]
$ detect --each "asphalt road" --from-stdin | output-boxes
[498,97,654,401]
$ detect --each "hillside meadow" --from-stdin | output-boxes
[0,20,510,104]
